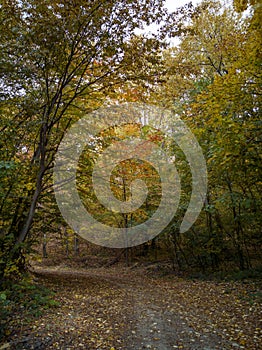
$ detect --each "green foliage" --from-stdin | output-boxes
[224,268,262,282]
[0,0,261,276]
[0,0,167,278]
[9,279,60,311]
[152,0,262,271]
[0,277,59,340]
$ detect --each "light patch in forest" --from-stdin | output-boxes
[53,103,207,248]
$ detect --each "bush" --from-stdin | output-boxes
[0,277,60,341]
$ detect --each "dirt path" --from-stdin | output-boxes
[126,290,231,350]
[5,267,262,350]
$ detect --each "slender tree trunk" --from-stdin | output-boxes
[43,233,48,258]
[16,175,43,244]
[226,175,245,270]
[169,233,182,270]
[16,124,47,245]
[74,233,79,256]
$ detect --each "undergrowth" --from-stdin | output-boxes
[0,275,60,341]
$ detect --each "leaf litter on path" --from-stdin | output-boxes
[3,266,262,349]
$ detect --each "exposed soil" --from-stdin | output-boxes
[2,265,262,350]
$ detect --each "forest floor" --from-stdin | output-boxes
[2,264,262,350]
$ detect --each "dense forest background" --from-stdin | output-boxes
[0,0,261,348]
[0,0,261,283]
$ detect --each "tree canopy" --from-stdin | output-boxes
[0,0,261,279]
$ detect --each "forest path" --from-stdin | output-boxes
[6,266,261,350]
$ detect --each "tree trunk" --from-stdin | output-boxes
[42,233,48,258]
[74,233,80,256]
[16,124,47,245]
